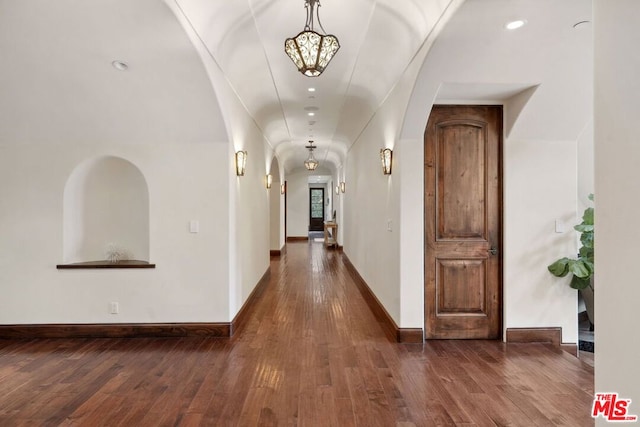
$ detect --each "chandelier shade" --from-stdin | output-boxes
[285,0,340,77]
[304,141,319,170]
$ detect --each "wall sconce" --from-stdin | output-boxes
[380,148,393,175]
[281,183,286,194]
[235,151,247,176]
[335,185,340,195]
[265,174,273,189]
[340,182,346,193]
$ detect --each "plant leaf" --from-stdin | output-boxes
[583,260,594,274]
[570,275,590,290]
[574,224,594,233]
[582,207,594,225]
[548,258,570,277]
[579,246,594,260]
[568,259,590,278]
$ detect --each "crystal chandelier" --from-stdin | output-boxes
[284,0,340,77]
[304,142,319,171]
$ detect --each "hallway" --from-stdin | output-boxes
[0,242,594,426]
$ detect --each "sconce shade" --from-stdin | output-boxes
[281,183,286,194]
[380,148,393,175]
[235,151,247,176]
[335,185,339,195]
[340,181,346,193]
[266,174,273,189]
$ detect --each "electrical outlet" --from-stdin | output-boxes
[109,302,119,314]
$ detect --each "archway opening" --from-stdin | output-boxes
[63,156,150,264]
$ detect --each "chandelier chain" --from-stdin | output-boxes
[305,0,328,34]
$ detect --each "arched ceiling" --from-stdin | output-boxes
[0,0,228,146]
[402,0,593,142]
[1,0,592,175]
[168,0,460,173]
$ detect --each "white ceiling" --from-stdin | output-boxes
[0,0,592,173]
[169,0,458,173]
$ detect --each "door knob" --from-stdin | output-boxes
[488,247,498,256]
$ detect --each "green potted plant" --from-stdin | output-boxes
[547,194,594,327]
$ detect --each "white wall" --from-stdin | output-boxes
[287,170,311,237]
[503,139,578,341]
[379,0,592,342]
[269,164,283,252]
[63,156,149,264]
[344,131,401,323]
[332,167,345,245]
[342,0,592,341]
[0,143,231,323]
[164,0,272,320]
[577,120,595,210]
[594,0,640,414]
[222,89,271,318]
[285,167,333,237]
[343,74,413,324]
[324,182,333,222]
[0,0,275,326]
[230,131,270,315]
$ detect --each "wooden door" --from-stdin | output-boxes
[424,105,502,339]
[309,188,325,232]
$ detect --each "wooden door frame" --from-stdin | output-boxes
[423,104,504,339]
[309,187,325,232]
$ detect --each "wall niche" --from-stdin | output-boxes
[60,156,152,268]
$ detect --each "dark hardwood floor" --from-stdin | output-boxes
[0,241,595,426]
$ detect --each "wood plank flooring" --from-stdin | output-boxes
[0,241,595,426]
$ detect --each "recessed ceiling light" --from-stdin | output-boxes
[308,88,316,92]
[505,20,527,30]
[308,112,315,116]
[111,60,129,71]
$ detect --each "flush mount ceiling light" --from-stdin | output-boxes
[505,19,527,30]
[285,0,340,77]
[111,60,129,71]
[304,141,319,171]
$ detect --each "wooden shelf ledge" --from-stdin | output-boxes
[56,260,156,269]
